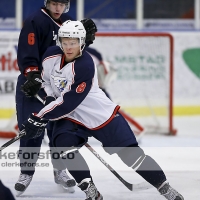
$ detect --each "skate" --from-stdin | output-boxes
[15,173,33,197]
[54,168,76,193]
[78,178,103,200]
[158,181,184,200]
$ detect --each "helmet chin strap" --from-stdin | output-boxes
[75,44,86,59]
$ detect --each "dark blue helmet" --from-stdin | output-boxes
[44,0,70,13]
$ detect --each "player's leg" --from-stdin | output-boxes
[91,112,184,200]
[52,119,103,200]
[117,146,184,200]
[15,136,43,197]
[46,122,76,192]
[14,78,45,196]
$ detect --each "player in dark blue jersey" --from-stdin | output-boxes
[15,0,97,197]
[21,20,183,200]
[0,180,15,200]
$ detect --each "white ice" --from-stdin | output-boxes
[0,116,200,200]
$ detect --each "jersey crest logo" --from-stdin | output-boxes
[59,80,67,91]
[51,75,67,92]
[76,82,86,93]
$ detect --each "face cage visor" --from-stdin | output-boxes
[57,37,86,58]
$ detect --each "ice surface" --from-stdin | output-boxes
[0,116,200,199]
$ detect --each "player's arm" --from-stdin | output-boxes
[36,62,95,120]
[18,20,43,97]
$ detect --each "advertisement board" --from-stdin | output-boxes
[0,31,200,118]
[0,31,20,118]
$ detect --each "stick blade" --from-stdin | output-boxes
[132,181,153,191]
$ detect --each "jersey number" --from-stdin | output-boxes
[28,33,35,45]
[76,82,86,93]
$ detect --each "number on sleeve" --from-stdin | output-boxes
[28,33,35,45]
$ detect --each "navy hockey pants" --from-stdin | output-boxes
[53,113,166,188]
[52,112,138,154]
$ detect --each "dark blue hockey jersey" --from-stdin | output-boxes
[0,180,15,200]
[17,8,73,75]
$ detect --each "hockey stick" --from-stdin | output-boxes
[34,94,152,191]
[84,143,152,191]
[0,130,25,152]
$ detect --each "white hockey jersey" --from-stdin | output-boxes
[36,46,120,129]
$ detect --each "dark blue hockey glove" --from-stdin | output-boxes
[21,71,42,97]
[21,114,48,140]
[44,96,56,106]
[81,18,97,45]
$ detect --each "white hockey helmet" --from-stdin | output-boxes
[57,20,86,56]
[44,0,70,13]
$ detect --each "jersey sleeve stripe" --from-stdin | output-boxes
[71,62,75,84]
[72,61,75,76]
[36,97,64,118]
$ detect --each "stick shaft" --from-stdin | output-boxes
[0,130,25,152]
[84,143,133,191]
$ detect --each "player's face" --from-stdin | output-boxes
[61,38,80,62]
[47,1,66,19]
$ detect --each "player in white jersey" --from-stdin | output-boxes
[20,20,184,200]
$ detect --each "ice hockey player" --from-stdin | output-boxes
[21,20,184,200]
[0,180,15,200]
[15,0,97,197]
